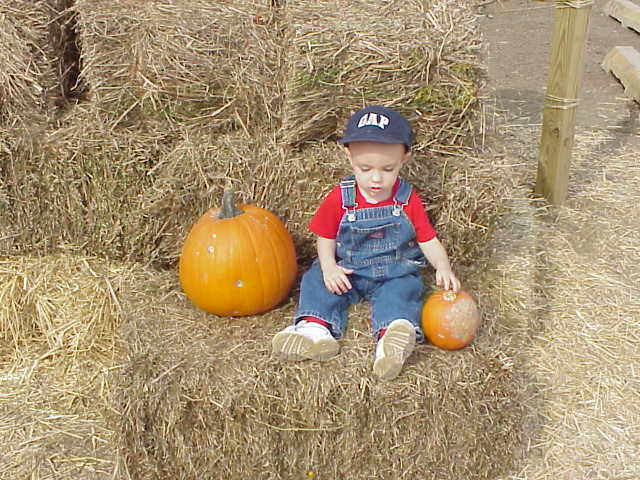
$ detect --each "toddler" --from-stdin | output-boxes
[272,105,460,380]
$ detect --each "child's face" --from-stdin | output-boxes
[346,141,410,203]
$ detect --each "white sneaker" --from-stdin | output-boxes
[373,319,416,380]
[272,320,340,361]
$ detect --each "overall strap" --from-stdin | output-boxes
[394,178,412,204]
[392,178,412,216]
[339,175,357,221]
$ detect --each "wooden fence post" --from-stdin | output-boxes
[535,0,593,205]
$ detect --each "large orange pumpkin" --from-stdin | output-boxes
[421,289,480,350]
[179,191,297,316]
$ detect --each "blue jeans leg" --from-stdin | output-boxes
[369,274,425,342]
[294,261,360,339]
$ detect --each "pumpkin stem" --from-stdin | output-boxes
[443,290,457,302]
[218,190,244,219]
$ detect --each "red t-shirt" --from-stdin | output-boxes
[309,180,437,243]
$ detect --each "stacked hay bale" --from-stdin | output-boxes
[115,276,524,480]
[139,132,349,264]
[0,2,49,128]
[2,123,334,265]
[280,0,490,265]
[0,254,141,478]
[0,0,527,478]
[280,0,480,152]
[1,117,173,262]
[2,0,491,267]
[74,0,281,132]
[2,0,290,265]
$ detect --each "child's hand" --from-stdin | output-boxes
[436,267,460,292]
[322,264,354,295]
[418,237,460,293]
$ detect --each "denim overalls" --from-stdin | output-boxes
[295,176,427,342]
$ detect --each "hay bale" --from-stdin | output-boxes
[0,254,146,478]
[0,2,51,127]
[427,153,514,266]
[280,0,481,152]
[0,254,131,357]
[1,118,509,272]
[0,117,320,264]
[2,0,502,275]
[0,116,171,261]
[74,0,281,131]
[1,116,345,266]
[112,271,525,479]
[137,130,304,264]
[136,133,348,265]
[1,0,498,273]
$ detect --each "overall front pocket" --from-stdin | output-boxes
[349,222,399,252]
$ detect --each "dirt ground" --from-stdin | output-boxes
[480,0,640,137]
[477,1,640,478]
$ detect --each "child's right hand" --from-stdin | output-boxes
[322,264,354,295]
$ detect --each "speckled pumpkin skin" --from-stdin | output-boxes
[179,204,297,317]
[421,289,480,350]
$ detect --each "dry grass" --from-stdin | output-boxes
[480,126,640,479]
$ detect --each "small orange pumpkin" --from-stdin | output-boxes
[179,190,297,316]
[421,289,480,350]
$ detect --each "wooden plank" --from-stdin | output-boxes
[604,0,640,34]
[602,46,640,103]
[535,2,592,206]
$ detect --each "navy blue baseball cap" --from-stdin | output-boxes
[338,105,412,150]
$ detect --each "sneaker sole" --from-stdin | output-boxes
[272,331,340,362]
[373,320,416,380]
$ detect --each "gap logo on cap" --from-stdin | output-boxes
[339,105,412,149]
[357,112,389,129]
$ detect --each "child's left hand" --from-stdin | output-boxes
[418,236,460,292]
[436,267,460,292]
